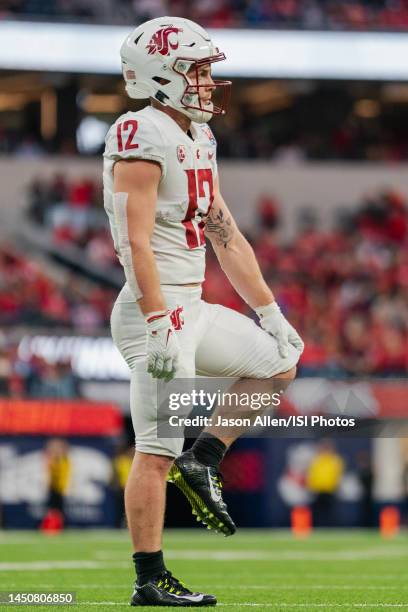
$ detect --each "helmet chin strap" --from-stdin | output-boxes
[149,93,214,124]
[176,98,214,124]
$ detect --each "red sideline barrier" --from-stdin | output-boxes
[373,385,408,418]
[0,399,123,436]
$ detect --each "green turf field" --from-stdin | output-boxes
[0,529,407,611]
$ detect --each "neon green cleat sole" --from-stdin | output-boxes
[167,462,233,536]
[168,464,224,533]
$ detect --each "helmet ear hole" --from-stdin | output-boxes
[173,59,193,74]
[155,90,170,103]
[152,76,171,86]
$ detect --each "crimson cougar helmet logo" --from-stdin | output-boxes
[146,27,183,56]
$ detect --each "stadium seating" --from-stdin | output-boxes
[0,180,406,399]
[3,0,408,31]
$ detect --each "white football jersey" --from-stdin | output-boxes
[103,105,217,298]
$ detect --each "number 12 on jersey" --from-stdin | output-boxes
[183,168,214,249]
[117,120,139,152]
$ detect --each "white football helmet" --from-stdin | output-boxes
[120,16,231,123]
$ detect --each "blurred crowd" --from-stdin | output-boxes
[3,0,408,30]
[0,338,81,398]
[0,244,116,330]
[206,188,408,377]
[27,174,119,270]
[0,181,406,400]
[26,176,408,379]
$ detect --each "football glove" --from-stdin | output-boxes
[255,301,304,359]
[145,310,181,381]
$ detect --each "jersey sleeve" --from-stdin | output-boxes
[104,115,166,179]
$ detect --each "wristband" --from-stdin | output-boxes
[145,310,168,324]
[255,301,279,319]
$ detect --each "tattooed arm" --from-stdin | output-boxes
[204,177,275,309]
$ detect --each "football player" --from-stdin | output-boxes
[104,16,304,607]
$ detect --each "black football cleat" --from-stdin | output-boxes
[167,450,236,536]
[130,570,216,607]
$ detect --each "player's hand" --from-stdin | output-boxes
[145,311,181,381]
[255,301,304,358]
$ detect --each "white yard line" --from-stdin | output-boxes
[2,545,408,571]
[168,548,408,561]
[77,603,408,608]
[94,548,408,562]
[0,530,406,545]
[0,561,129,571]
